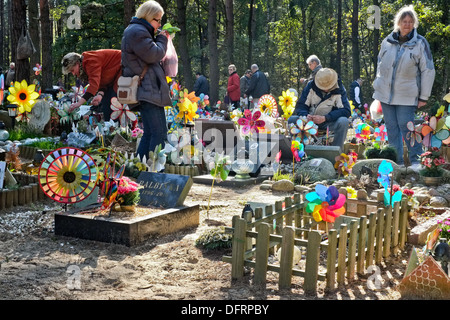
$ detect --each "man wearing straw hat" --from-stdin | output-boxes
[289,68,351,151]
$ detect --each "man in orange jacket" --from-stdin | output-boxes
[61,49,122,121]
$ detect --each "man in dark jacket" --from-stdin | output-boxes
[289,68,351,151]
[194,72,209,96]
[349,78,364,112]
[245,64,270,108]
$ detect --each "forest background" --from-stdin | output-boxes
[0,0,448,110]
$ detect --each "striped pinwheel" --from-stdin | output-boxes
[110,97,137,128]
[258,94,279,118]
[38,147,99,204]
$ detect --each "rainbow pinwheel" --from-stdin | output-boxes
[406,121,423,147]
[110,97,137,127]
[374,125,388,142]
[237,109,265,136]
[290,116,318,145]
[258,94,278,118]
[421,116,449,148]
[290,137,305,162]
[38,147,99,204]
[355,122,372,140]
[0,74,4,103]
[33,63,42,76]
[334,153,356,176]
[305,184,346,223]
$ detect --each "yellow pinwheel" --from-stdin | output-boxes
[7,80,40,114]
[177,98,198,123]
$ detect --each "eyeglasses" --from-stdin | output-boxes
[153,18,161,24]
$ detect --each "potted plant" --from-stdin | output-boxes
[113,176,143,212]
[419,147,446,186]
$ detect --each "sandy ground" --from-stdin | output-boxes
[0,182,416,303]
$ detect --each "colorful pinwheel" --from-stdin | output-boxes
[406,121,423,147]
[237,109,265,136]
[290,137,305,162]
[33,64,42,76]
[38,147,99,204]
[305,184,346,223]
[377,160,393,190]
[290,116,318,145]
[374,124,388,142]
[258,94,278,118]
[110,97,137,127]
[177,97,199,124]
[334,153,356,176]
[355,122,372,140]
[421,116,449,148]
[0,73,3,103]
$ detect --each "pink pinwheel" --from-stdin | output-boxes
[406,121,423,147]
[237,109,265,136]
[110,97,137,127]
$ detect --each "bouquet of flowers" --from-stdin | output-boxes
[419,147,446,177]
[116,176,143,206]
[437,217,450,242]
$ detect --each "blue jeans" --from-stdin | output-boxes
[137,102,167,160]
[381,103,422,165]
[288,115,349,151]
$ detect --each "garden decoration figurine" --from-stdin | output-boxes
[433,238,449,275]
[419,147,445,186]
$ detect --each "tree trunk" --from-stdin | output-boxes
[336,0,342,75]
[351,0,360,80]
[40,0,52,90]
[28,0,40,82]
[11,0,29,83]
[123,0,135,28]
[372,0,380,78]
[208,0,219,105]
[224,0,234,65]
[176,0,193,90]
[0,0,4,67]
[247,0,255,67]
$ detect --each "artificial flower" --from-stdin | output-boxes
[58,101,81,124]
[374,124,388,142]
[346,186,357,199]
[7,80,40,114]
[237,109,265,136]
[279,90,297,119]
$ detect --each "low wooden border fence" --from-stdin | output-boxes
[222,192,409,293]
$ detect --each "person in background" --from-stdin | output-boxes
[289,68,351,152]
[121,0,171,162]
[300,55,322,84]
[349,78,364,114]
[194,72,209,97]
[245,64,270,108]
[372,5,435,169]
[226,64,240,110]
[240,69,252,109]
[61,49,122,121]
[5,62,15,88]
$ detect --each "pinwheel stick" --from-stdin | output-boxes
[206,174,216,219]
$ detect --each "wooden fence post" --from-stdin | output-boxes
[366,212,377,269]
[304,230,321,294]
[337,224,348,286]
[265,204,275,255]
[254,223,270,286]
[284,196,293,226]
[231,217,247,280]
[392,201,400,255]
[357,216,367,275]
[347,220,358,281]
[383,205,393,258]
[279,226,295,290]
[375,208,385,265]
[243,210,253,251]
[326,229,338,291]
[399,198,408,249]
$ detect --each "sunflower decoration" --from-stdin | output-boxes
[257,94,279,118]
[278,90,297,120]
[7,80,40,114]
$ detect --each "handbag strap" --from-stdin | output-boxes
[138,65,149,85]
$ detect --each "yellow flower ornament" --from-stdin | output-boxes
[7,80,40,114]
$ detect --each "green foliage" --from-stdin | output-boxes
[8,124,45,141]
[272,172,293,182]
[365,145,398,162]
[28,140,65,150]
[195,227,233,250]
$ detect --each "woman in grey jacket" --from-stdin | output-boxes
[373,5,435,169]
[121,0,171,161]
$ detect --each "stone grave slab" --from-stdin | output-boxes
[352,159,401,180]
[304,145,341,164]
[54,204,199,246]
[194,119,238,154]
[254,133,293,163]
[137,171,193,208]
[297,158,336,181]
[192,174,267,187]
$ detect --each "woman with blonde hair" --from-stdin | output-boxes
[372,5,435,169]
[226,64,241,110]
[121,0,171,161]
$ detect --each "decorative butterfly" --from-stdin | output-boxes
[406,121,423,147]
[290,117,318,145]
[110,97,137,128]
[421,116,449,148]
[33,64,42,76]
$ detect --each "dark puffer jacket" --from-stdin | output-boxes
[121,17,171,107]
